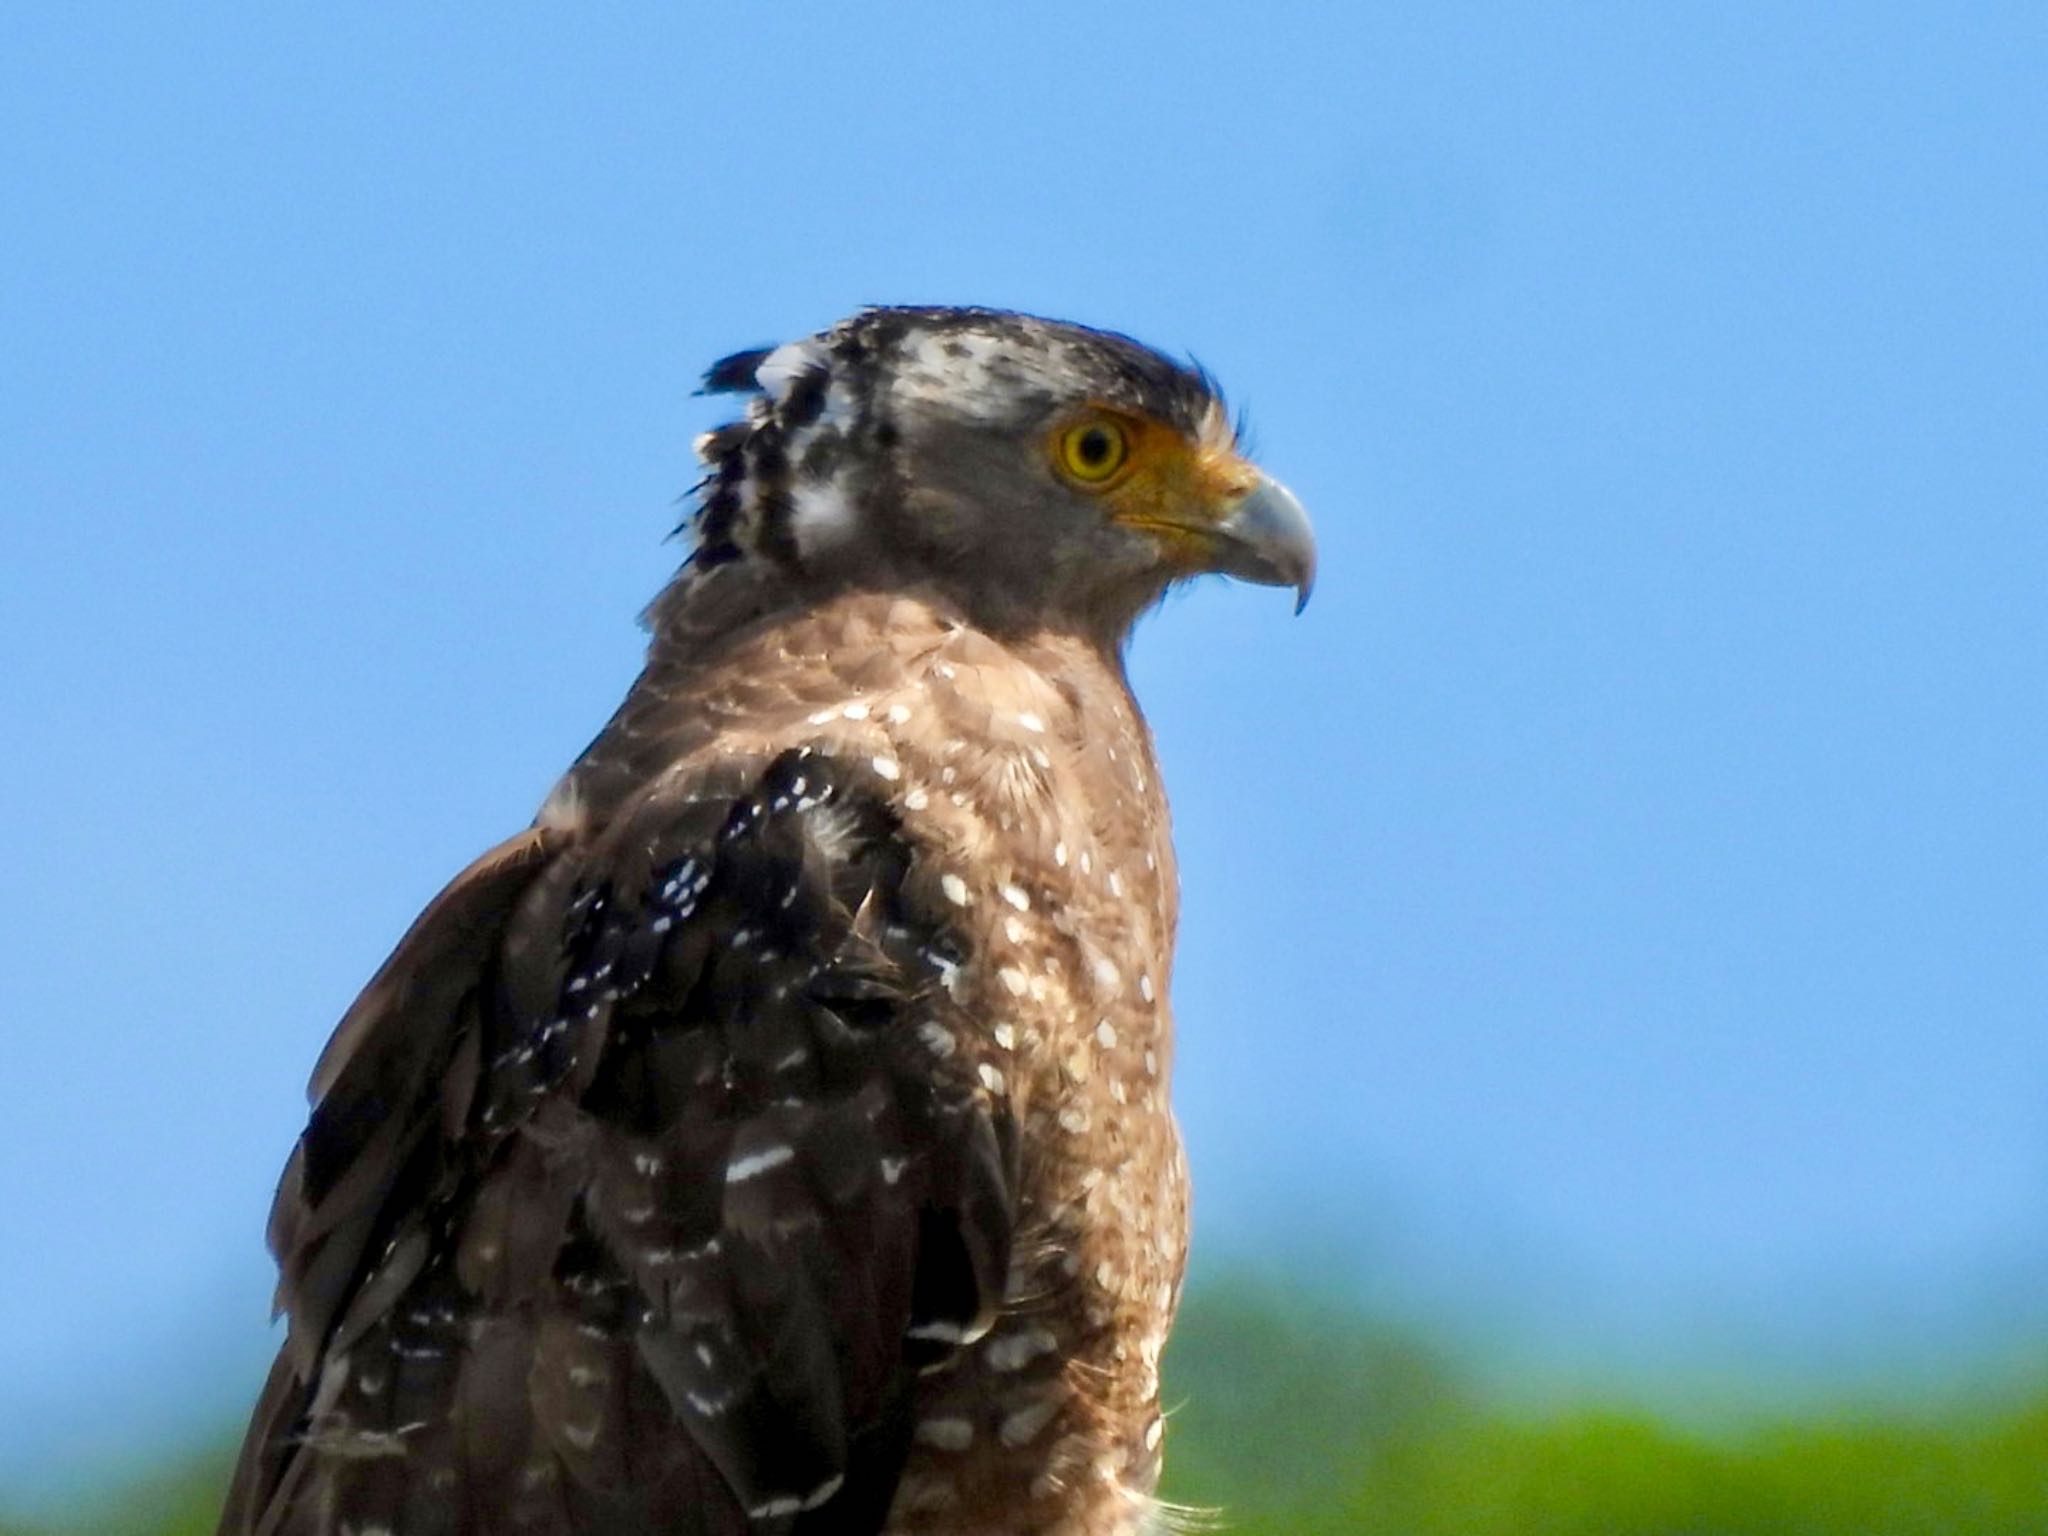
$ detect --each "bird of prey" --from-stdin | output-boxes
[220,306,1315,1536]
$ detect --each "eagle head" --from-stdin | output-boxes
[679,307,1315,647]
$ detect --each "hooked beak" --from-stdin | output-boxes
[1209,473,1318,613]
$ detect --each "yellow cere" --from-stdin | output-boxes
[1050,404,1262,567]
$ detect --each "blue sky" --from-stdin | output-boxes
[3,0,2045,1491]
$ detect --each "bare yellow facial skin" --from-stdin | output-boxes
[1048,402,1260,573]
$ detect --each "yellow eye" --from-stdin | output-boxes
[1056,417,1130,485]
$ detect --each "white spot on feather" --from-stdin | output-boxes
[788,480,858,555]
[753,338,828,400]
[536,774,587,833]
[985,1326,1060,1373]
[726,1144,795,1183]
[1000,1396,1063,1446]
[914,1416,976,1451]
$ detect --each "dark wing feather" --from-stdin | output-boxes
[221,828,563,1536]
[222,749,1014,1536]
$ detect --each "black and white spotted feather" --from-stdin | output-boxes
[222,750,1015,1536]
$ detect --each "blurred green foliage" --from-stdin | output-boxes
[1163,1278,2048,1535]
[8,1276,2046,1535]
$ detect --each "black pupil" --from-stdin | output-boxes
[1078,428,1112,466]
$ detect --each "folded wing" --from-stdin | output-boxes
[222,748,1015,1536]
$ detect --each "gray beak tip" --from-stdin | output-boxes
[1213,473,1318,611]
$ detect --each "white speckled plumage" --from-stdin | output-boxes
[219,307,1311,1536]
